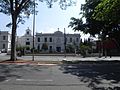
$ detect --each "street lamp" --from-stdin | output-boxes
[64,28,66,58]
[32,0,35,61]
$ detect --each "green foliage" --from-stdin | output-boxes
[69,0,103,36]
[92,0,120,46]
[79,39,93,57]
[80,44,90,52]
[41,43,48,51]
[0,0,35,27]
[41,0,76,9]
[93,0,120,23]
[81,39,92,51]
[80,43,90,57]
[66,44,75,53]
[69,0,120,47]
[16,46,30,51]
[16,46,23,51]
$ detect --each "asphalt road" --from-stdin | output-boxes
[0,63,120,90]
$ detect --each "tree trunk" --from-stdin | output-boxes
[10,15,17,61]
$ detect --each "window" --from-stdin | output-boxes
[49,37,52,42]
[3,36,6,40]
[3,44,5,48]
[49,46,52,52]
[38,37,40,42]
[44,37,47,42]
[27,31,29,35]
[26,42,30,45]
[50,46,52,49]
[27,38,29,40]
[70,38,72,42]
[76,38,79,42]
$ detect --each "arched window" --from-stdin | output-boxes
[3,44,5,48]
[38,37,40,42]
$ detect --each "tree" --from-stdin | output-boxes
[41,43,48,51]
[0,0,76,61]
[69,0,104,37]
[66,44,75,53]
[80,43,91,58]
[92,0,120,47]
[69,0,120,45]
[93,0,120,24]
[0,0,35,61]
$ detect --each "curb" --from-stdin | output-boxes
[0,60,61,65]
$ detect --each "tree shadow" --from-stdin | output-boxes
[0,64,46,82]
[60,63,120,90]
[0,64,22,82]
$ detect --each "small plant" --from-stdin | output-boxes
[41,43,48,51]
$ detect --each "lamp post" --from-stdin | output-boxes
[64,28,66,57]
[32,0,35,61]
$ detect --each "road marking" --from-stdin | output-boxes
[37,63,57,66]
[4,79,10,82]
[16,79,53,82]
[15,63,57,66]
[16,63,28,65]
[62,58,67,61]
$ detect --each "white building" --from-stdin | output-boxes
[0,31,11,52]
[35,30,80,52]
[17,28,33,50]
[0,28,81,53]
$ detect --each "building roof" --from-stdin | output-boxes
[36,31,80,37]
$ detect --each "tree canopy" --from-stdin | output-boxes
[41,43,48,51]
[69,0,104,37]
[0,0,76,61]
[92,0,120,46]
[93,0,120,24]
[69,0,120,40]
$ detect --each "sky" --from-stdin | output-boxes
[0,0,90,39]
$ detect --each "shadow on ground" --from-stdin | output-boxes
[60,63,120,90]
[0,64,47,82]
[0,64,22,82]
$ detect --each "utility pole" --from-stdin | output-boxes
[64,28,66,57]
[32,0,35,61]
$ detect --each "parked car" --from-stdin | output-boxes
[25,50,31,54]
[1,49,7,53]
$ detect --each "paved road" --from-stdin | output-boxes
[0,63,120,90]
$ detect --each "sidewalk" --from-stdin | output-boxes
[68,56,120,61]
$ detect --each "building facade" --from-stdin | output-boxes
[17,28,33,49]
[0,31,11,52]
[35,30,80,52]
[0,28,80,53]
